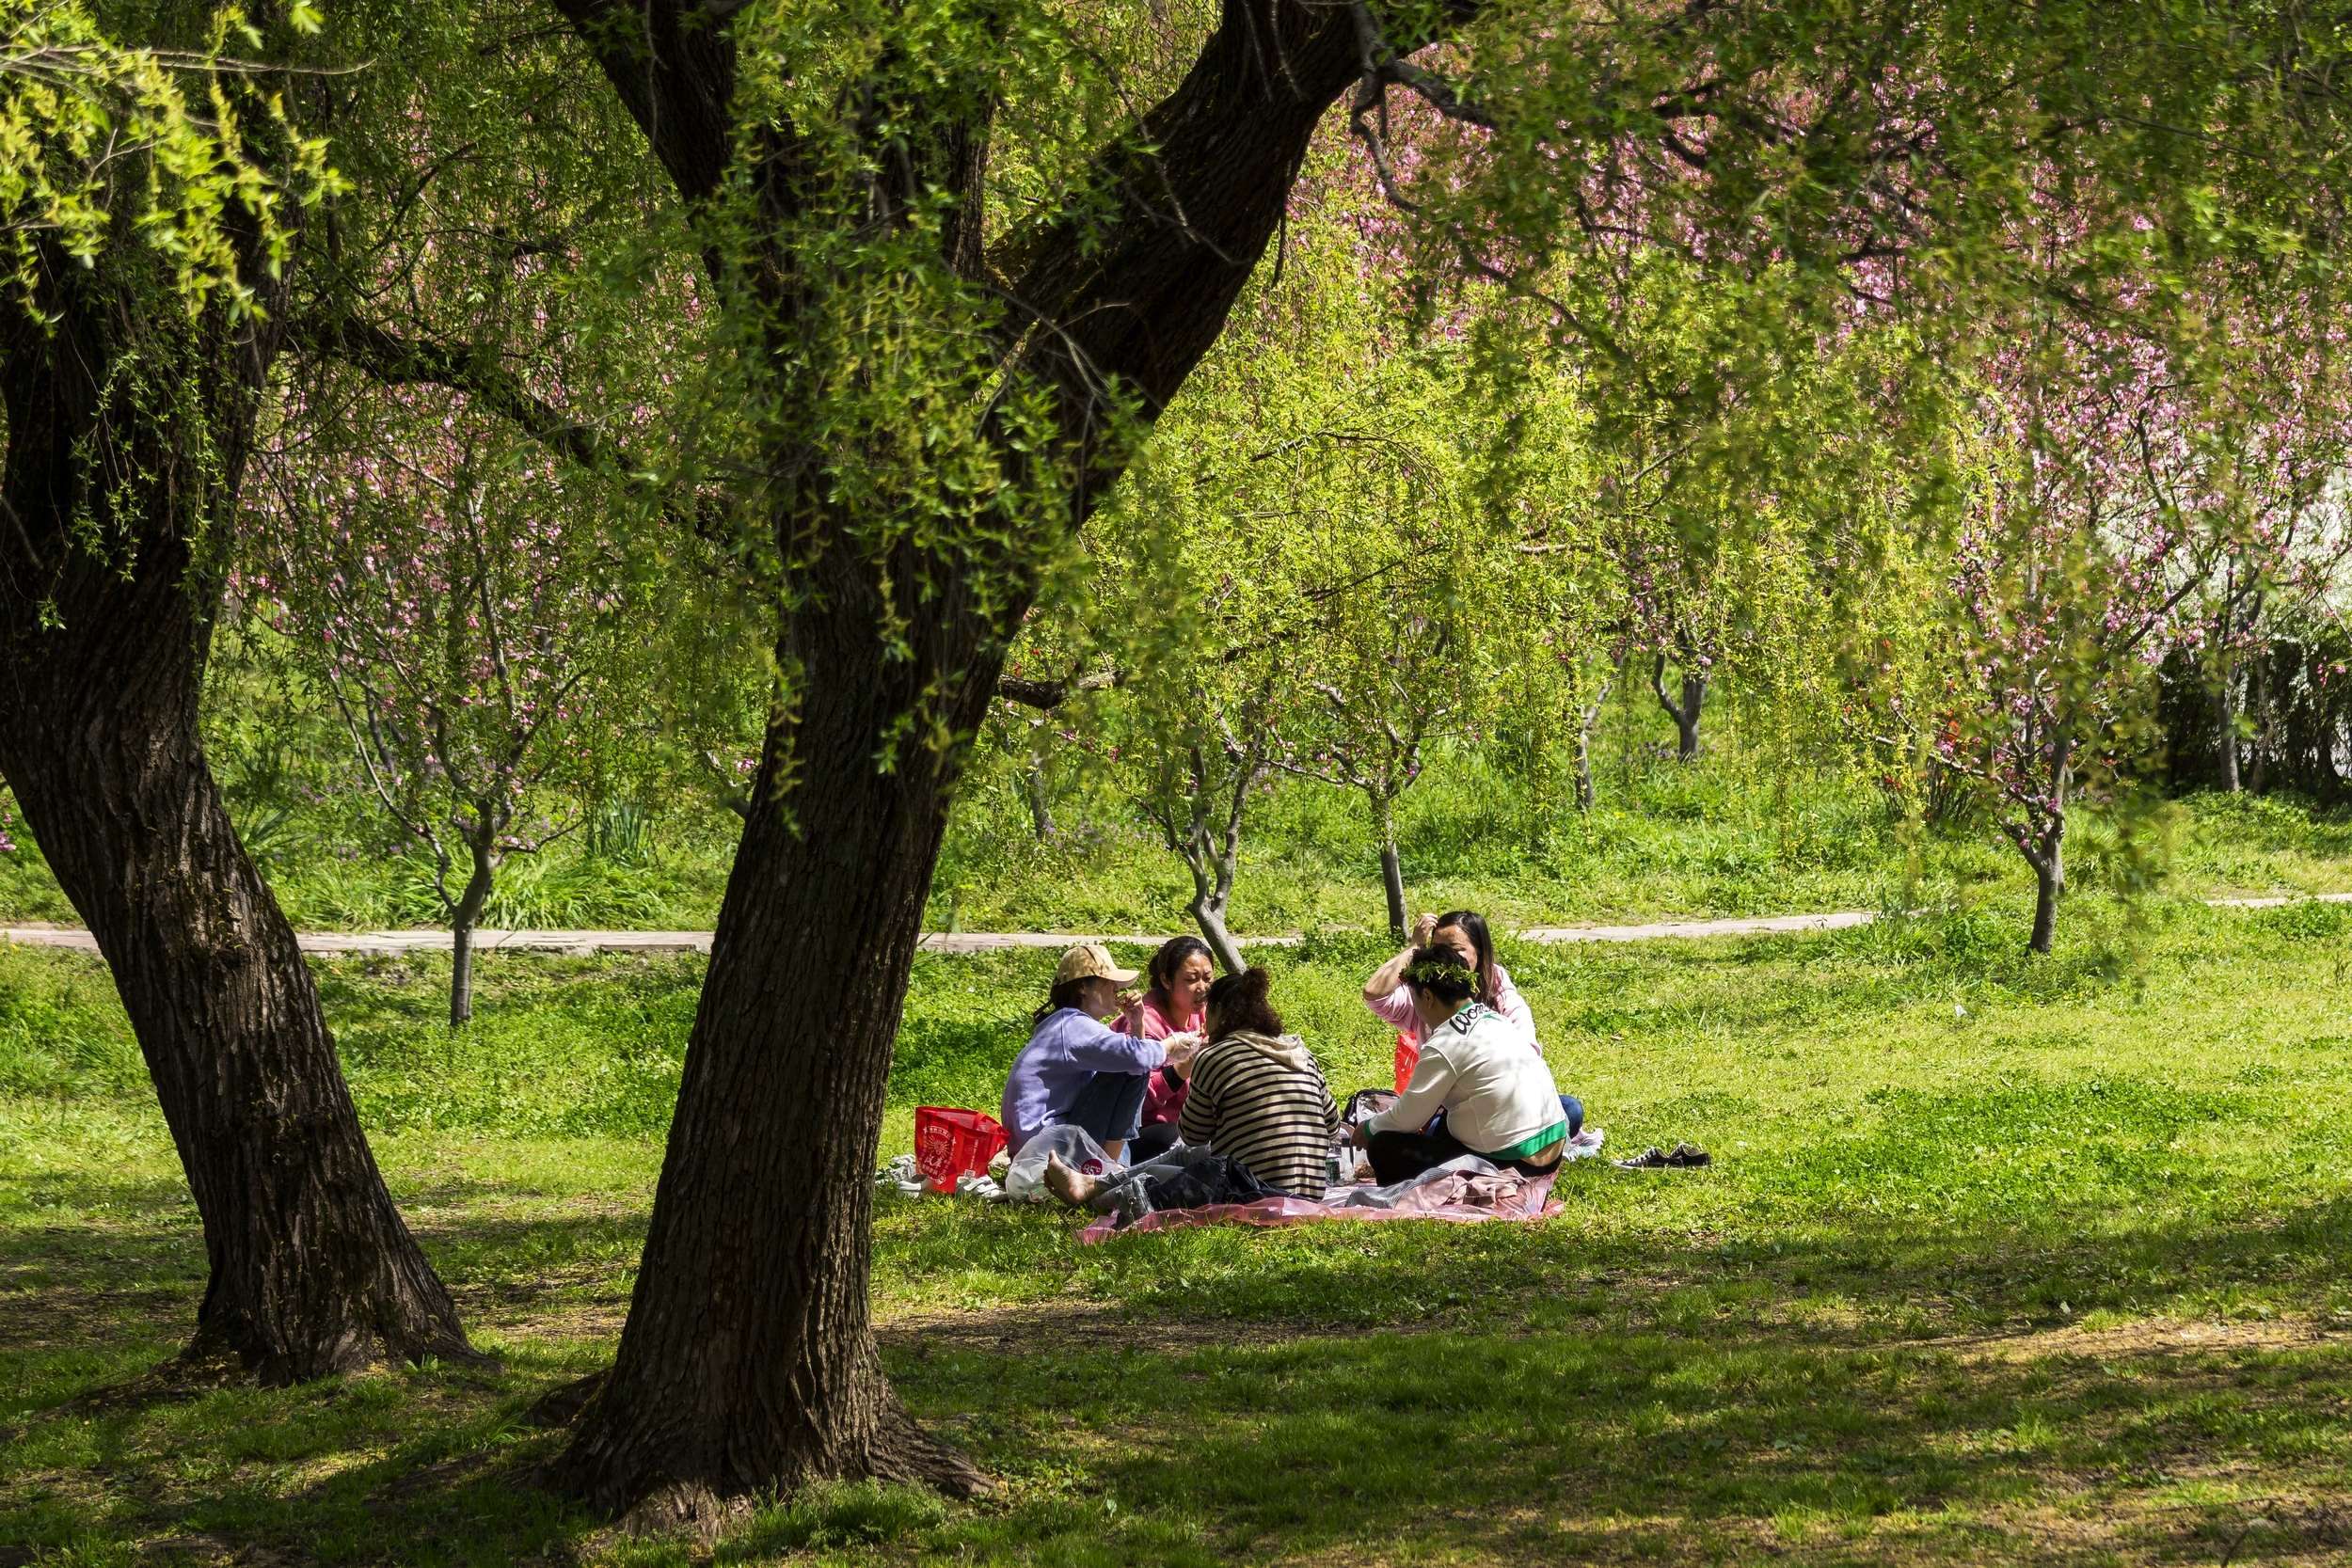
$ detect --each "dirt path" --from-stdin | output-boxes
[2,890,2345,959]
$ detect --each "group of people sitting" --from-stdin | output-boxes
[998,911,1583,1223]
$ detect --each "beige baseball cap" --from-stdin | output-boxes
[1055,942,1138,986]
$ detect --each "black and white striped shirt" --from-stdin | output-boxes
[1177,1032,1341,1196]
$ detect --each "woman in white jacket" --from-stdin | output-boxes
[1355,946,1569,1185]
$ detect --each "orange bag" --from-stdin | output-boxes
[914,1106,1009,1195]
[1391,1033,1421,1096]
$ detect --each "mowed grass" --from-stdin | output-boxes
[4,895,2351,1565]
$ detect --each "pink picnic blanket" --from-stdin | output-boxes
[1077,1162,1562,1244]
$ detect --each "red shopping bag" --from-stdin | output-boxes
[1391,1033,1420,1096]
[914,1106,1009,1194]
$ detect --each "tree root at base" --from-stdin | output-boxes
[543,1382,995,1534]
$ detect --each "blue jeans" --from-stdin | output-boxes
[1426,1095,1585,1141]
[1058,1070,1150,1148]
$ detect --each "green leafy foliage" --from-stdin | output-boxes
[0,1,337,318]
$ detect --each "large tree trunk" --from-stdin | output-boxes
[542,0,1413,1520]
[0,67,479,1374]
[0,372,477,1382]
[549,572,996,1520]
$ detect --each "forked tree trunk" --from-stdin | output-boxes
[1169,784,1251,977]
[550,574,996,1518]
[2027,840,2064,956]
[1370,792,1407,944]
[1651,654,1706,762]
[1189,889,1248,977]
[0,356,477,1381]
[542,0,1408,1518]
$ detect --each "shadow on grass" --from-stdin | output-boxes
[3,1190,2348,1565]
[897,1307,2352,1565]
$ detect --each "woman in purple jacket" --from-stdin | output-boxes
[1001,942,1196,1161]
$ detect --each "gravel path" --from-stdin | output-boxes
[4,890,2344,959]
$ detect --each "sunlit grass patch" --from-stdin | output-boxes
[4,908,2351,1563]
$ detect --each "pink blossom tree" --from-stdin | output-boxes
[1909,307,2312,953]
[250,394,653,1023]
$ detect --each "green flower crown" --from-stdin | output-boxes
[1402,957,1473,990]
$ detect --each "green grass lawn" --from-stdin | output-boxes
[4,896,2351,1564]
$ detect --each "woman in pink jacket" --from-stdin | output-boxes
[1362,910,1582,1144]
[1119,935,1214,1160]
[1362,911,1536,1051]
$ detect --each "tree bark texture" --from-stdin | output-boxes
[549,561,999,1515]
[0,266,476,1380]
[547,0,1437,1517]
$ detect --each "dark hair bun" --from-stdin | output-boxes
[1205,965,1283,1038]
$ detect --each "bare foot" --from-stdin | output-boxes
[1042,1152,1099,1208]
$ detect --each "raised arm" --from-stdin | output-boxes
[1360,945,1416,1006]
[1364,911,1430,1010]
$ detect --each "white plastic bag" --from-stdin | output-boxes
[1003,1125,1122,1203]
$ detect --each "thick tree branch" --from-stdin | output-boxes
[994,669,1122,711]
[997,0,1478,501]
[545,0,741,203]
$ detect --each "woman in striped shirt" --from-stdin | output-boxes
[1044,967,1339,1221]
